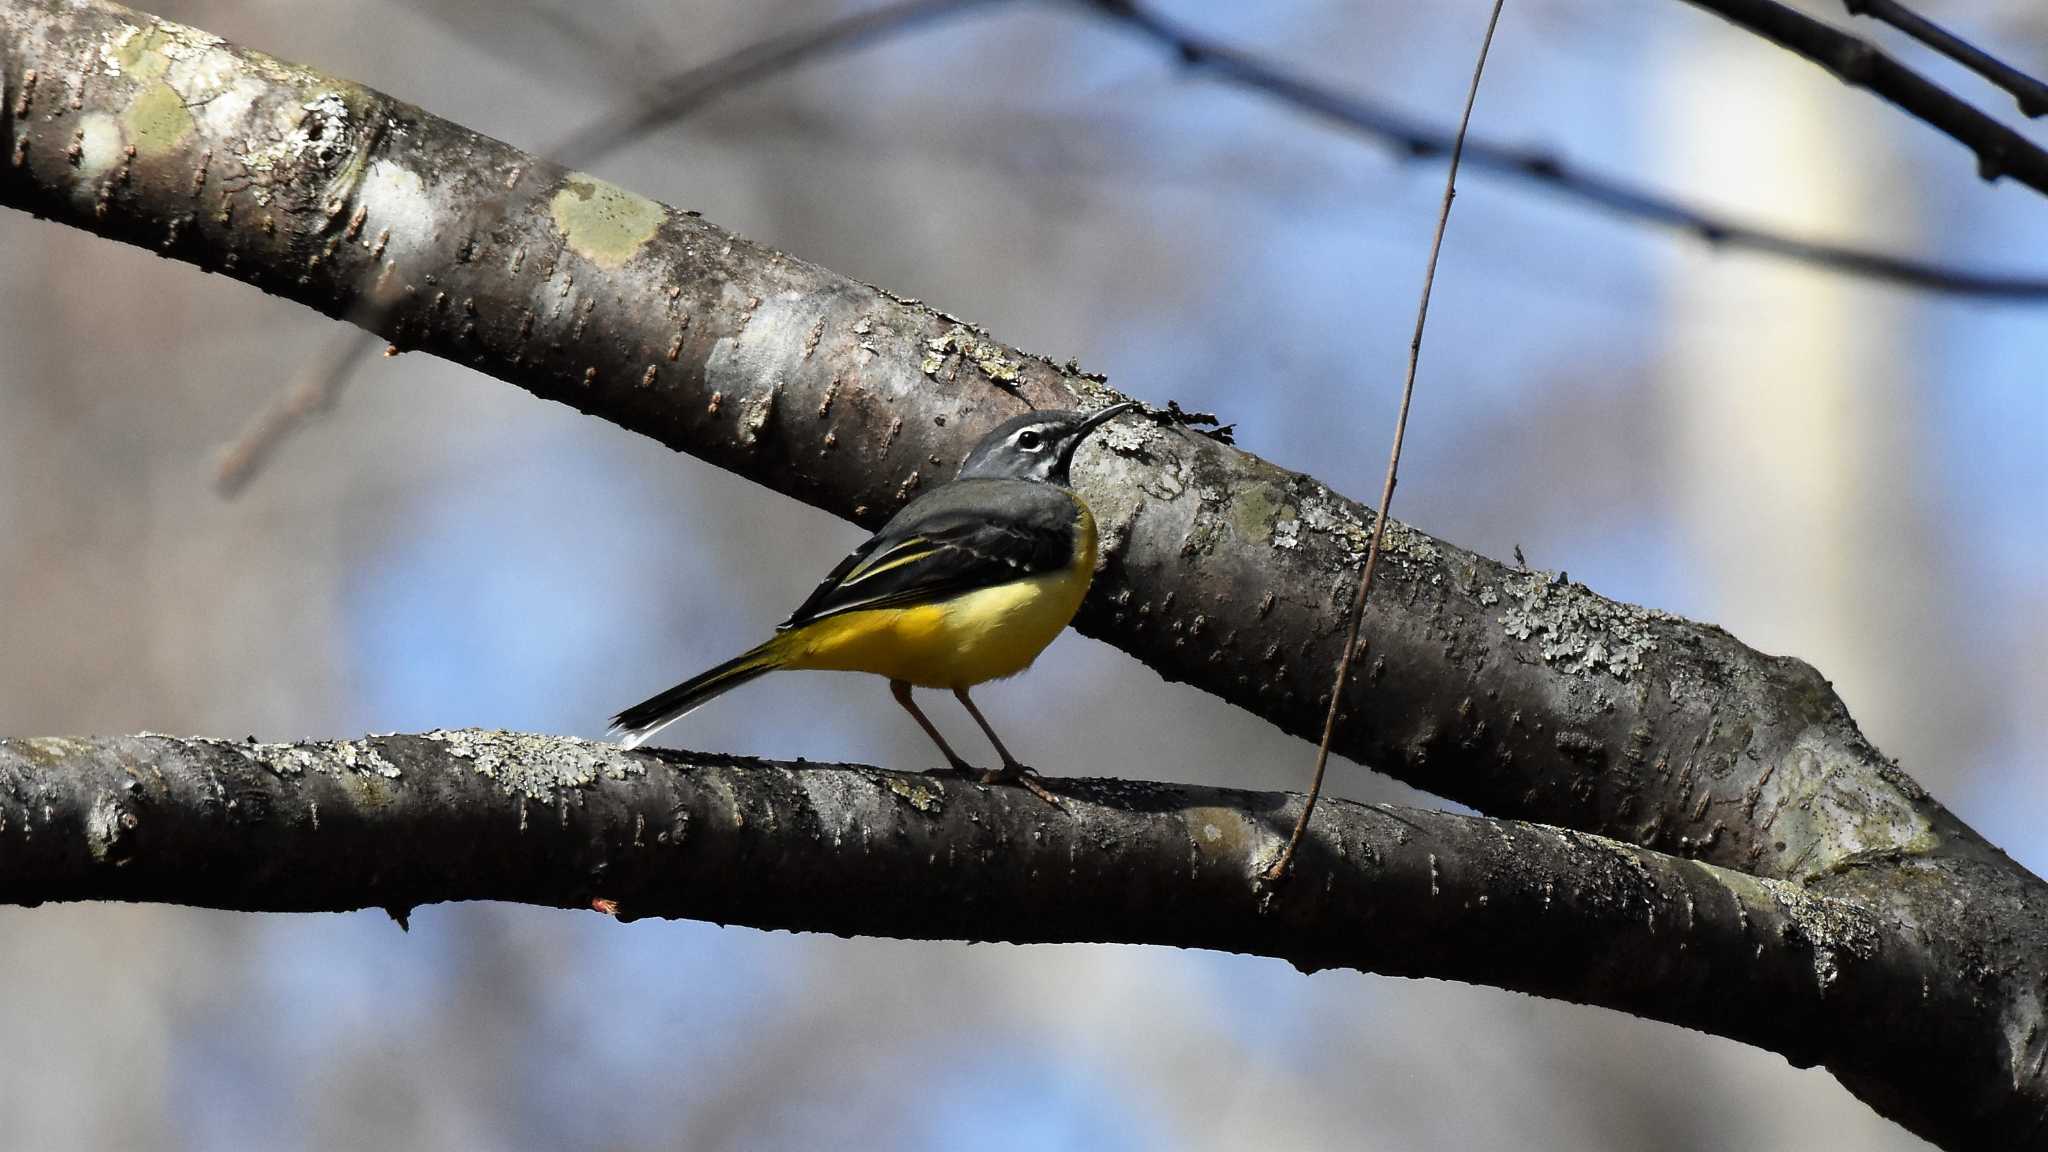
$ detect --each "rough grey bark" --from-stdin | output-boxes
[1,4,2043,1147]
[0,732,1984,1097]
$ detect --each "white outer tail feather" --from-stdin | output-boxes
[610,695,716,751]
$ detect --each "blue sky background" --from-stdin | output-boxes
[1,1,2042,1148]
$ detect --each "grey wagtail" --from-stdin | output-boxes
[611,401,1140,801]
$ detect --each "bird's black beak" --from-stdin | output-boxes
[1072,400,1140,440]
[1053,400,1141,479]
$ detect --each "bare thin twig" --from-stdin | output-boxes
[1679,0,2048,192]
[506,0,675,77]
[1267,0,1507,883]
[555,0,1003,171]
[215,0,1004,495]
[1084,0,2048,300]
[214,326,381,496]
[1844,0,2048,119]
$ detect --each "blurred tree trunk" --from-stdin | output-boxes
[1657,27,1937,1145]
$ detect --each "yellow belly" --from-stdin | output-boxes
[780,506,1096,688]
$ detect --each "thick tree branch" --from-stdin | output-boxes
[219,0,1002,495]
[0,731,1987,1104]
[2,5,2045,1145]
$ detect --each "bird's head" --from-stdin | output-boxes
[955,402,1141,485]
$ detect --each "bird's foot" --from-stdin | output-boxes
[923,758,975,780]
[980,763,1064,810]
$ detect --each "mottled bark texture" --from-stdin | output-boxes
[0,732,1984,1098]
[0,4,2043,1147]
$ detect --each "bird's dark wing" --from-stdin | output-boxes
[778,480,1079,631]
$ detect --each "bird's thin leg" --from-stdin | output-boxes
[954,686,1061,808]
[892,679,972,774]
[953,685,1023,769]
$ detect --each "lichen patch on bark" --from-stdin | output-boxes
[70,113,124,185]
[120,81,191,157]
[233,737,399,780]
[1748,871,1882,995]
[238,91,357,184]
[354,159,435,263]
[1497,568,1665,680]
[549,173,664,268]
[922,325,1020,384]
[423,728,642,800]
[1756,731,1939,881]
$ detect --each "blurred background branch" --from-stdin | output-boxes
[1088,0,2048,298]
[1679,0,2048,190]
[1843,0,2048,117]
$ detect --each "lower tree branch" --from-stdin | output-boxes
[0,730,1996,1138]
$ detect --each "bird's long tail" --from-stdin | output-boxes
[610,638,788,750]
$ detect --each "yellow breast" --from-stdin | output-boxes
[781,498,1096,688]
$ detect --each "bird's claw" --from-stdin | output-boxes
[982,763,1063,809]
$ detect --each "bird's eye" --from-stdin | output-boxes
[1016,429,1044,451]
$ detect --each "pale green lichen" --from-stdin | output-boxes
[236,737,398,779]
[122,82,194,159]
[1093,418,1156,459]
[1229,482,1287,547]
[105,24,179,82]
[1186,806,1254,862]
[550,174,665,269]
[923,325,1020,384]
[1294,492,1370,561]
[425,728,643,801]
[1497,569,1667,680]
[1254,481,1444,575]
[20,736,97,769]
[1380,518,1442,567]
[883,775,943,814]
